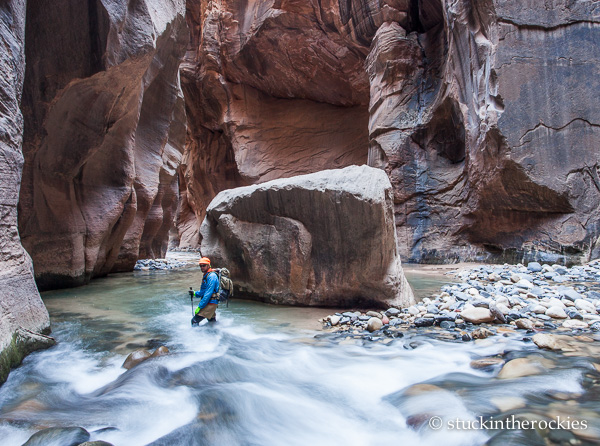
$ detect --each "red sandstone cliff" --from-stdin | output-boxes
[179,0,600,264]
[18,0,188,290]
[0,0,54,384]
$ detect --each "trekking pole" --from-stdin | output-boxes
[189,287,194,316]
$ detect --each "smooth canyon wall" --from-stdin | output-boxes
[179,0,600,264]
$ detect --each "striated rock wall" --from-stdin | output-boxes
[18,0,188,290]
[373,0,600,264]
[177,0,376,247]
[182,0,600,264]
[0,0,54,385]
[200,165,415,308]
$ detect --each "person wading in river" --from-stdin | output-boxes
[191,257,219,326]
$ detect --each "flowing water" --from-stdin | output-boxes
[1,264,599,445]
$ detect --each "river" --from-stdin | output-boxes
[0,263,598,445]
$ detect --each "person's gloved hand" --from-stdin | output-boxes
[194,307,200,315]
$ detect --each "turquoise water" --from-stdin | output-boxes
[0,266,598,445]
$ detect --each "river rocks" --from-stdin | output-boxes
[470,357,505,370]
[527,262,543,273]
[150,346,170,358]
[23,427,90,446]
[460,308,495,324]
[367,318,383,333]
[532,333,565,351]
[18,0,188,290]
[123,346,169,369]
[123,349,152,370]
[575,299,596,314]
[324,260,600,341]
[546,307,568,319]
[0,0,54,385]
[414,318,435,328]
[497,357,549,380]
[134,259,189,271]
[200,165,415,308]
[471,327,494,339]
[385,308,401,317]
[329,315,341,327]
[562,289,584,301]
[562,320,589,330]
[490,396,527,412]
[515,319,535,330]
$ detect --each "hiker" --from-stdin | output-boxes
[191,257,219,326]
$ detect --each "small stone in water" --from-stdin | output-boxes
[150,346,169,358]
[123,349,152,369]
[385,308,401,317]
[575,299,596,313]
[470,357,505,370]
[562,319,588,329]
[515,318,535,330]
[566,309,583,320]
[497,357,548,379]
[367,317,383,332]
[532,333,564,350]
[22,427,90,446]
[472,327,494,339]
[562,289,583,301]
[439,321,456,329]
[414,317,435,327]
[545,306,568,319]
[407,306,419,316]
[460,307,495,324]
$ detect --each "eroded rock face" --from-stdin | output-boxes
[0,0,53,384]
[18,0,188,289]
[368,0,600,263]
[177,0,389,246]
[182,0,600,264]
[200,165,415,308]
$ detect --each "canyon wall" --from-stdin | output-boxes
[0,0,54,384]
[377,0,600,264]
[180,0,600,264]
[177,0,374,247]
[17,0,188,290]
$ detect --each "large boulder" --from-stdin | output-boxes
[0,0,54,385]
[200,165,415,308]
[17,0,188,290]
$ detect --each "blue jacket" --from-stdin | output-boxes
[195,270,219,309]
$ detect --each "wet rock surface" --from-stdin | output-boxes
[122,345,170,370]
[22,426,90,446]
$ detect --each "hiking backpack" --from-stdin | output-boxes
[213,268,233,306]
